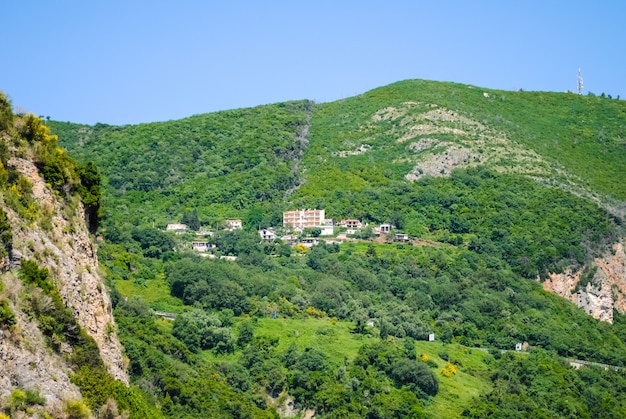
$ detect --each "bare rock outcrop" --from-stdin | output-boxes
[3,158,128,383]
[541,241,626,323]
[0,274,83,409]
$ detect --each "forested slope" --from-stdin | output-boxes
[47,79,626,418]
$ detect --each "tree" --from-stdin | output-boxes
[172,309,235,353]
[389,359,439,397]
[181,209,200,231]
[0,91,13,132]
[236,321,254,348]
[389,211,405,230]
[304,227,322,237]
[132,227,175,258]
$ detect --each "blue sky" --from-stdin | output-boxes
[2,1,625,125]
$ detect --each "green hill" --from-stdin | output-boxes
[52,79,626,224]
[48,79,626,418]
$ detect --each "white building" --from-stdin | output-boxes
[340,219,363,229]
[192,242,210,252]
[225,219,242,230]
[259,229,277,241]
[166,224,187,234]
[319,225,334,236]
[301,238,318,247]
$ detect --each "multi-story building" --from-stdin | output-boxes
[340,219,363,229]
[283,209,325,231]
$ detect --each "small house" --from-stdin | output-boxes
[340,219,362,229]
[225,219,242,230]
[301,238,318,247]
[379,223,391,233]
[166,224,188,234]
[282,234,298,245]
[394,233,409,242]
[319,225,334,236]
[192,242,209,252]
[259,229,277,241]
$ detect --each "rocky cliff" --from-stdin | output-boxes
[542,240,626,323]
[0,153,127,414]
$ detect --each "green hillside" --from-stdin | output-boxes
[49,79,626,418]
[52,100,313,226]
[294,79,626,208]
[52,79,626,227]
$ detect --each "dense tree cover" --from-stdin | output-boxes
[295,168,619,279]
[52,100,313,227]
[172,309,235,353]
[101,213,626,416]
[47,81,626,416]
[114,297,277,418]
[465,350,626,418]
[114,295,433,418]
[156,232,626,365]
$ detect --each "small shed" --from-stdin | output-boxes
[394,233,409,242]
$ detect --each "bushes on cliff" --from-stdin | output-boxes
[0,300,16,327]
[18,260,158,417]
[20,260,82,349]
[0,208,11,261]
[13,113,102,232]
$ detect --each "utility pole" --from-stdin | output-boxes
[577,68,584,95]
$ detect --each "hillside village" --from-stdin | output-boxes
[5,75,626,418]
[166,208,411,256]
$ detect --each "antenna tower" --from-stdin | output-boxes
[577,68,584,95]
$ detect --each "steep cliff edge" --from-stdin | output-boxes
[7,157,127,382]
[0,100,129,415]
[542,240,626,323]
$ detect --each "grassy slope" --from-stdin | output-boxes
[116,271,494,417]
[293,80,626,214]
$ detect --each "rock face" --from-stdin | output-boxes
[542,241,626,323]
[0,273,83,410]
[0,158,128,408]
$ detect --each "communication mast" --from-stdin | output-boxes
[577,68,584,95]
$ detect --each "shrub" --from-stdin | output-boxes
[24,388,45,406]
[65,400,90,419]
[0,300,16,327]
[0,207,11,259]
[10,388,27,410]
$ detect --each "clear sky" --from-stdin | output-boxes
[2,1,625,125]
